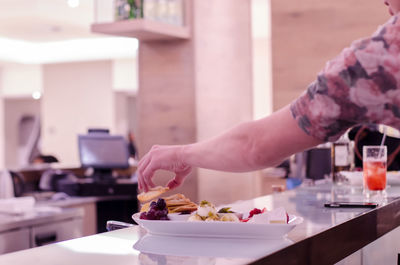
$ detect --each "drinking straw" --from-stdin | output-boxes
[379,126,387,158]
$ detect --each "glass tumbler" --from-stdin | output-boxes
[363,146,387,197]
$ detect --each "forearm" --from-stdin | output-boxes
[181,106,323,172]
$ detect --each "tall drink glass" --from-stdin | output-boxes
[363,146,387,198]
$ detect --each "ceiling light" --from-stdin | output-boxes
[32,91,41,100]
[67,0,80,8]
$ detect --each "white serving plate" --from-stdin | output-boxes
[134,234,293,259]
[132,213,303,239]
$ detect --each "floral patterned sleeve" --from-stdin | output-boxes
[290,14,400,142]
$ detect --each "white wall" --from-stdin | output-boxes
[112,58,138,93]
[114,92,129,136]
[0,69,4,169]
[0,59,136,168]
[252,0,272,119]
[41,61,115,166]
[2,63,42,97]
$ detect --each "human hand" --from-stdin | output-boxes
[137,145,192,192]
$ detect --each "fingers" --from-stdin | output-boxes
[137,145,190,192]
[167,166,192,190]
[138,154,152,192]
[142,163,156,189]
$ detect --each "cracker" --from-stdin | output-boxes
[169,204,198,213]
[139,192,198,214]
[140,202,151,212]
[137,186,169,203]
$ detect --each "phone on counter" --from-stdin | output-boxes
[324,202,378,208]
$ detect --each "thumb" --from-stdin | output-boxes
[167,167,191,190]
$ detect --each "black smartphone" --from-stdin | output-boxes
[324,202,378,208]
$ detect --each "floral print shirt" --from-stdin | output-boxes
[291,14,400,142]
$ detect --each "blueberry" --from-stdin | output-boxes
[161,209,168,216]
[154,210,163,219]
[147,209,156,220]
[156,198,166,210]
[139,212,147,220]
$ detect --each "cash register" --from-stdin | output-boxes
[58,133,137,196]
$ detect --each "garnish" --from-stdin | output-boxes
[200,200,211,207]
[218,207,234,213]
[248,207,266,218]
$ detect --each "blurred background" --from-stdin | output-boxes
[0,0,394,255]
[0,0,390,204]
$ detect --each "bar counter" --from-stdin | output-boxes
[1,181,399,265]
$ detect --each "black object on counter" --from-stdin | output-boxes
[324,202,378,208]
[106,220,134,231]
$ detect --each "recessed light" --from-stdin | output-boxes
[67,0,80,8]
[32,91,41,100]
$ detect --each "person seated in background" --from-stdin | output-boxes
[113,131,139,180]
[128,131,138,160]
[32,154,59,164]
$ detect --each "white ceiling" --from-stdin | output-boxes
[0,0,270,64]
[0,0,97,42]
[0,0,138,64]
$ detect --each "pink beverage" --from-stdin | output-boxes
[363,161,386,191]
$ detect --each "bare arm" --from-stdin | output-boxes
[138,105,323,191]
[182,105,323,171]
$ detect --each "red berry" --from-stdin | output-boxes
[248,208,262,218]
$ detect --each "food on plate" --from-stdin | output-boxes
[136,194,290,225]
[187,214,203,222]
[137,186,169,203]
[140,193,198,214]
[217,207,243,220]
[196,200,217,218]
[165,194,198,213]
[187,200,219,222]
[139,198,169,220]
[188,201,240,222]
[219,213,240,222]
[217,207,235,213]
[248,207,266,218]
[240,207,266,222]
[247,207,289,224]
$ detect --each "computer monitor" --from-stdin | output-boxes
[88,128,110,134]
[78,134,130,183]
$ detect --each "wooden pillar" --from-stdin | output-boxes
[137,0,254,204]
[137,39,198,199]
[271,0,388,110]
[193,0,254,204]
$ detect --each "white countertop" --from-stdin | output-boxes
[0,207,83,233]
[1,182,399,264]
[0,226,284,265]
